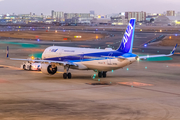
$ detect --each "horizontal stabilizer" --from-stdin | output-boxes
[138,44,178,60]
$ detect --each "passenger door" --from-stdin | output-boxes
[81,52,84,62]
[107,52,113,65]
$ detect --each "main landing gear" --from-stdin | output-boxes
[98,71,107,78]
[63,73,71,79]
[63,66,72,79]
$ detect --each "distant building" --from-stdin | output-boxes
[95,15,107,19]
[91,18,111,25]
[64,13,91,24]
[111,16,128,25]
[125,11,146,22]
[146,13,159,16]
[65,17,79,24]
[90,11,95,15]
[0,19,7,24]
[78,18,92,24]
[51,10,64,21]
[176,12,180,16]
[44,19,56,24]
[107,13,119,18]
[64,13,90,19]
[90,11,95,18]
[18,14,31,19]
[166,10,175,16]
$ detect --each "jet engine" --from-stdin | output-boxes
[41,64,57,75]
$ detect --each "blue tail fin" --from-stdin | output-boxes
[117,18,136,53]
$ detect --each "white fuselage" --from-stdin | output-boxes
[42,46,137,71]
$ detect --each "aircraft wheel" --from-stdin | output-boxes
[98,72,102,78]
[103,71,107,78]
[68,73,72,79]
[23,65,26,70]
[63,73,67,79]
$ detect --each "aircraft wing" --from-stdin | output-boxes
[138,44,178,60]
[10,58,77,66]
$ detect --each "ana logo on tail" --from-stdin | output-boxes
[123,23,133,48]
[116,18,136,53]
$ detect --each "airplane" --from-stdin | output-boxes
[9,18,178,79]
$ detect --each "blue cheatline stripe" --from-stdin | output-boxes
[43,52,137,63]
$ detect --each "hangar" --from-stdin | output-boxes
[154,16,180,25]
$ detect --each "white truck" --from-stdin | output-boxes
[21,58,41,71]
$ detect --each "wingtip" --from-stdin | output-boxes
[171,44,178,55]
[6,46,9,58]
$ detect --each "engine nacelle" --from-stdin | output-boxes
[41,64,57,75]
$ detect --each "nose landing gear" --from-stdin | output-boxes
[63,66,72,79]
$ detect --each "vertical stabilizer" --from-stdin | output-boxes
[116,18,136,53]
